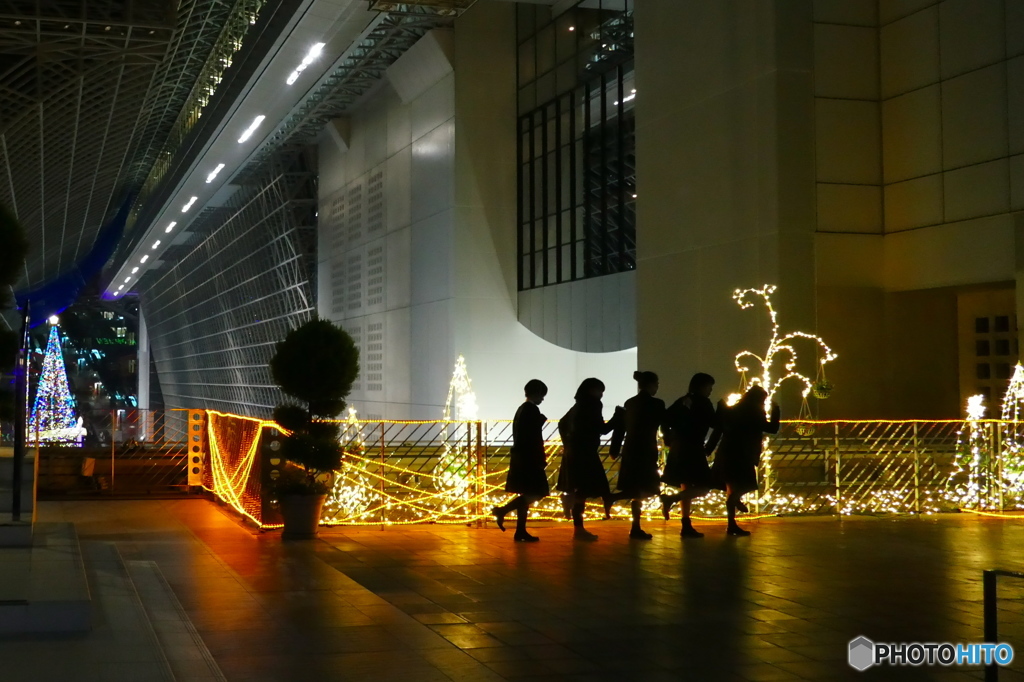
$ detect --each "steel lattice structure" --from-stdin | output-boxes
[0,0,263,288]
[143,6,454,417]
[237,8,452,180]
[140,149,317,415]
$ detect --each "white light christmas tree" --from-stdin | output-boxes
[947,394,992,509]
[325,407,373,521]
[434,355,478,500]
[28,325,83,445]
[998,363,1024,507]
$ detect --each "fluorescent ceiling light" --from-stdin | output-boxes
[131,267,139,274]
[140,255,149,263]
[113,291,121,296]
[165,221,176,233]
[206,163,226,183]
[286,42,325,85]
[124,277,131,283]
[238,115,266,143]
[117,285,124,290]
[181,196,198,212]
[152,240,161,249]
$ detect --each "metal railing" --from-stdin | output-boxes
[193,415,1024,527]
[983,569,1024,681]
[34,409,194,496]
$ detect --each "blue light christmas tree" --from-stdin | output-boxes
[28,325,79,443]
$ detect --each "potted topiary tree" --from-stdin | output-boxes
[269,318,359,539]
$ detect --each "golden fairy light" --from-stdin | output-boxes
[732,284,837,403]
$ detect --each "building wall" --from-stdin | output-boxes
[633,0,818,410]
[813,0,1024,417]
[318,5,637,422]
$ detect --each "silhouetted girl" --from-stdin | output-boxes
[556,377,624,541]
[493,379,550,542]
[610,371,665,540]
[660,372,719,537]
[711,385,780,536]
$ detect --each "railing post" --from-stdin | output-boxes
[110,410,117,493]
[913,422,920,514]
[475,421,484,528]
[984,570,999,682]
[379,422,385,531]
[11,302,28,522]
[995,422,1004,511]
[466,423,473,521]
[834,423,841,514]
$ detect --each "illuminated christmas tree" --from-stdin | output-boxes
[434,355,479,500]
[947,394,992,509]
[28,326,80,443]
[998,363,1024,507]
[325,407,373,521]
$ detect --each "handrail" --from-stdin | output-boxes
[983,569,1024,681]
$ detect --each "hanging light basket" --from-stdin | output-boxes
[795,422,816,436]
[812,380,833,400]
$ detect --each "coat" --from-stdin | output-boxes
[711,400,780,495]
[505,400,550,497]
[661,393,717,489]
[615,391,666,498]
[556,398,624,499]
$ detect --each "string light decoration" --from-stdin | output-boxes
[199,410,1024,529]
[203,410,274,525]
[28,325,83,445]
[731,285,837,507]
[997,363,1024,508]
[325,407,374,522]
[732,285,838,403]
[433,355,480,500]
[946,395,993,510]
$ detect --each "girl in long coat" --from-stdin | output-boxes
[660,372,719,537]
[556,377,624,541]
[610,371,665,540]
[711,385,780,536]
[493,379,549,542]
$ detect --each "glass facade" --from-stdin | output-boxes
[517,1,635,291]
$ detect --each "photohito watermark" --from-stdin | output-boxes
[849,636,1014,671]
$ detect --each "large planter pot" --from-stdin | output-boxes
[279,494,327,540]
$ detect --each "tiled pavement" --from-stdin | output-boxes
[28,500,1024,681]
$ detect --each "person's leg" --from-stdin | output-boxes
[514,497,538,541]
[561,493,573,519]
[492,495,521,532]
[603,493,627,519]
[572,500,597,540]
[629,499,652,539]
[680,495,704,538]
[726,486,750,536]
[660,489,681,519]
